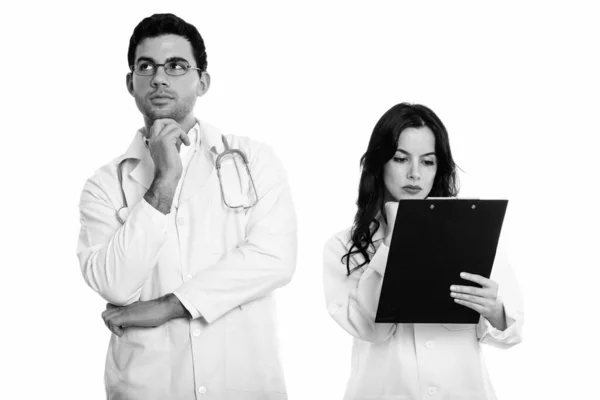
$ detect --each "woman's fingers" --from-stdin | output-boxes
[459,272,497,289]
[453,298,486,314]
[450,291,494,306]
[450,284,487,297]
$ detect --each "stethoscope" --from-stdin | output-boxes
[116,135,258,225]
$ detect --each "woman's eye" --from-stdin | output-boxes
[423,160,436,166]
[393,157,408,163]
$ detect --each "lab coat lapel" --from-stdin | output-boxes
[126,130,155,190]
[177,122,224,207]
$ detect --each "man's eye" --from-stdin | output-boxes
[167,62,186,71]
[138,62,155,71]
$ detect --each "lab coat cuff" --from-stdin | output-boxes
[477,296,522,344]
[173,291,202,320]
[175,283,221,324]
[368,243,389,277]
[139,198,169,233]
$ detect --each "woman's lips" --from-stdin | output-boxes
[402,186,422,194]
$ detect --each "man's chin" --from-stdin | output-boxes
[144,108,181,122]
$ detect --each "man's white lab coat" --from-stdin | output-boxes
[323,222,524,400]
[77,121,297,400]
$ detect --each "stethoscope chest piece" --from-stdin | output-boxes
[117,207,129,224]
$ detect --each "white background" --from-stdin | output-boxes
[2,1,599,399]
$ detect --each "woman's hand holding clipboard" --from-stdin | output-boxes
[380,200,507,329]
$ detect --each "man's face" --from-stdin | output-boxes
[127,34,209,124]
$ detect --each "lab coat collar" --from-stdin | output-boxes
[118,129,154,190]
[119,120,226,191]
[199,121,226,157]
[177,121,226,205]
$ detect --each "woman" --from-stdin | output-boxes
[323,103,524,400]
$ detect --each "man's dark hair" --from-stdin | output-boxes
[127,13,207,75]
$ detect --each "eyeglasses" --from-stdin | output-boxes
[130,60,202,76]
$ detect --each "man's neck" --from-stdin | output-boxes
[142,115,197,138]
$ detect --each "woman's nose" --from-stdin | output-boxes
[407,162,421,180]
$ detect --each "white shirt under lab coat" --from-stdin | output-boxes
[77,121,297,400]
[323,221,524,400]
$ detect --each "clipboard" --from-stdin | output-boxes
[375,199,508,324]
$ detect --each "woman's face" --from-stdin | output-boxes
[383,126,437,201]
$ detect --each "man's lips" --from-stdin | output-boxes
[150,92,175,99]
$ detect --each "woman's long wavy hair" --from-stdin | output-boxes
[342,103,459,275]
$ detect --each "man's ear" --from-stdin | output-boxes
[196,71,211,97]
[126,73,134,96]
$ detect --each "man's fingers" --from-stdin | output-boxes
[459,272,496,288]
[149,119,178,137]
[104,317,121,336]
[151,123,191,148]
[102,307,129,337]
[108,321,124,337]
[160,124,190,147]
[179,131,191,146]
[103,313,126,337]
[102,308,121,321]
[114,325,125,337]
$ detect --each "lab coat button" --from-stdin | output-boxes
[185,274,193,281]
[428,386,438,395]
[198,386,207,395]
[193,329,201,337]
[177,217,185,226]
[425,340,435,349]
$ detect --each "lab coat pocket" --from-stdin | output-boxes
[112,325,169,387]
[224,298,286,393]
[441,323,476,331]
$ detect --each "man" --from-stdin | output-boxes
[77,13,297,400]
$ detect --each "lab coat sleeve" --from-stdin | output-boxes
[77,170,168,305]
[323,234,397,343]
[476,248,524,348]
[173,145,297,324]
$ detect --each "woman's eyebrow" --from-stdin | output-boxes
[396,149,436,157]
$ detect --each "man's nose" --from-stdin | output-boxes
[150,66,170,87]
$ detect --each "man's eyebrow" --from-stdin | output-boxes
[396,149,436,157]
[135,56,156,64]
[165,56,191,64]
[134,56,191,64]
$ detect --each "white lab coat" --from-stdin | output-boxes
[77,121,297,400]
[323,221,524,400]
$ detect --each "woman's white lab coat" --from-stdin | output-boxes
[323,221,524,400]
[77,122,297,400]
